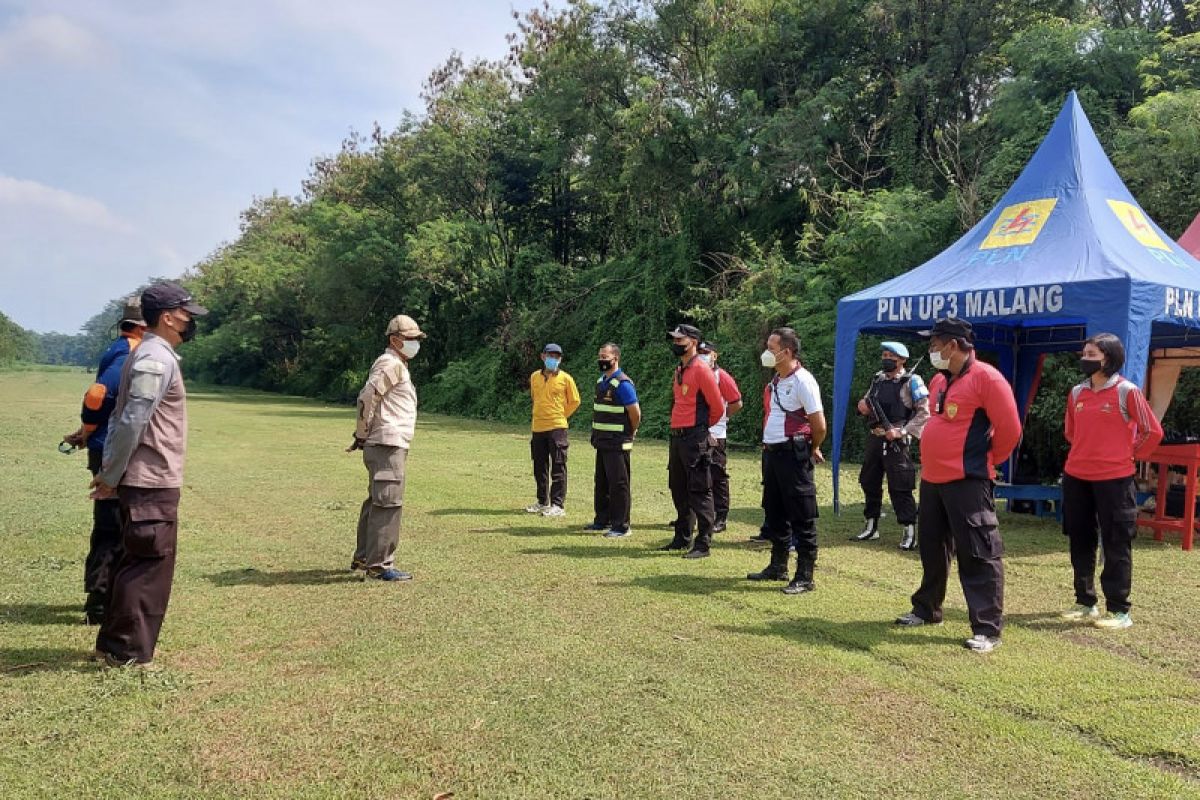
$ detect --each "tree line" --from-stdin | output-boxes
[12,0,1200,475]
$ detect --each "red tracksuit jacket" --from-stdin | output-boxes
[922,357,1022,484]
[1064,374,1163,481]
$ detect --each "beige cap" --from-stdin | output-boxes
[385,314,426,339]
[120,295,146,326]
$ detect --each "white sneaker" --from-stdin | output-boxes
[1060,604,1100,621]
[1094,611,1132,630]
[524,503,548,514]
[541,505,566,518]
[964,634,1001,653]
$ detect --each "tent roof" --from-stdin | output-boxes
[1181,213,1200,260]
[841,91,1200,312]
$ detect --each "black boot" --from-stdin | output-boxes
[851,517,880,541]
[712,516,728,533]
[659,538,690,551]
[899,524,917,551]
[83,590,106,625]
[783,559,815,594]
[747,543,790,580]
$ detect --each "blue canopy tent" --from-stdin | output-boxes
[830,91,1200,511]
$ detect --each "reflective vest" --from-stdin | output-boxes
[592,372,635,448]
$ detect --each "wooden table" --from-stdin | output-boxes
[1137,443,1200,551]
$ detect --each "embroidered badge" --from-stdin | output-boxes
[945,402,959,419]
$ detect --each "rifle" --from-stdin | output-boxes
[863,355,927,445]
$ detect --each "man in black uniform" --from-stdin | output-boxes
[852,342,929,550]
[585,343,641,538]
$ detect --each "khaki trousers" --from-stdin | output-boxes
[355,444,408,570]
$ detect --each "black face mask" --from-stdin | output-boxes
[881,358,898,373]
[598,359,612,372]
[670,343,688,357]
[172,313,197,343]
[1080,358,1103,376]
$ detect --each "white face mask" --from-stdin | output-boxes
[698,353,712,366]
[760,349,777,368]
[400,339,421,359]
[929,348,949,370]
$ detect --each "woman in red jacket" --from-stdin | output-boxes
[1061,333,1163,630]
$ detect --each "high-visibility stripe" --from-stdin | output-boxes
[593,422,625,432]
[593,403,625,414]
[621,442,633,451]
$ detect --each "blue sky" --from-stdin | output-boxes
[0,0,556,333]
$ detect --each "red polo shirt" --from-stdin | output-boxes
[922,357,1022,484]
[671,356,724,429]
[1064,374,1163,481]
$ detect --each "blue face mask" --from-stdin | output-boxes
[544,357,561,371]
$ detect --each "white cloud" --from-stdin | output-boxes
[0,175,134,234]
[0,12,113,67]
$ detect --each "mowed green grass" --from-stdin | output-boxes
[2,368,1199,799]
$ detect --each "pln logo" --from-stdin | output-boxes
[1107,200,1170,251]
[980,199,1058,250]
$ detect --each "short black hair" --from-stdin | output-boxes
[1085,332,1125,376]
[600,342,621,359]
[771,327,801,357]
[119,320,140,333]
[144,307,165,327]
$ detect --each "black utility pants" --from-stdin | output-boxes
[593,446,632,532]
[1062,474,1136,614]
[762,440,819,569]
[858,435,918,525]
[531,428,569,508]
[668,429,716,550]
[911,478,1005,638]
[85,449,123,607]
[96,486,180,664]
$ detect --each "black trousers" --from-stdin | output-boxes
[531,428,569,507]
[762,442,819,567]
[858,435,918,525]
[85,449,123,603]
[668,430,716,550]
[911,478,1005,638]
[710,438,730,521]
[96,486,180,664]
[1062,474,1136,614]
[593,446,632,531]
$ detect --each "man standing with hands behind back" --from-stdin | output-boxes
[895,318,1021,654]
[662,324,725,558]
[527,343,581,518]
[90,282,207,668]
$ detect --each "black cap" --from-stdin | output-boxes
[542,343,563,354]
[141,282,208,316]
[667,324,702,341]
[919,317,973,342]
[698,341,717,353]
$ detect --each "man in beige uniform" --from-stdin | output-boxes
[348,314,425,581]
[89,282,207,667]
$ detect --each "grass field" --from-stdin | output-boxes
[2,368,1199,799]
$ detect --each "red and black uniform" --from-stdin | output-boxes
[1062,375,1163,614]
[666,357,724,551]
[910,356,1022,638]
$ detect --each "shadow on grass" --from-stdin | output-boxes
[1003,611,1079,633]
[719,618,964,651]
[521,544,663,559]
[626,573,748,595]
[0,647,97,675]
[430,508,529,517]
[0,603,82,625]
[206,568,360,587]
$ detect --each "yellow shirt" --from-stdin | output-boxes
[530,369,581,432]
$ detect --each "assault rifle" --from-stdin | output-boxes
[863,355,926,433]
